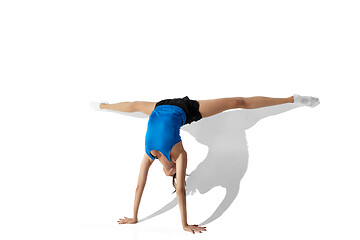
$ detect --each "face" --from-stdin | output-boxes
[164,165,176,176]
[153,151,176,176]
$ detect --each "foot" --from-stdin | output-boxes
[89,101,109,111]
[293,94,320,107]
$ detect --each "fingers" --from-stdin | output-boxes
[118,217,137,224]
[187,225,207,234]
[117,217,127,224]
[118,220,129,224]
[193,226,206,233]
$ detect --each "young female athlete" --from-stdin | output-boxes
[90,94,320,234]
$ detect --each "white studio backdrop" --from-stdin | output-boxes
[0,0,359,240]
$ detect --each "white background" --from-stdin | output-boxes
[1,0,359,239]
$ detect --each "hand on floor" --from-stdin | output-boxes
[183,224,207,234]
[117,216,137,224]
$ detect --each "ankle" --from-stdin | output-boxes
[290,96,294,103]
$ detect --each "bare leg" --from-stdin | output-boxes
[100,101,157,116]
[242,96,294,109]
[198,96,294,118]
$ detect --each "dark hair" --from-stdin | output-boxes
[172,172,190,194]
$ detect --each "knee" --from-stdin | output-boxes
[180,150,187,159]
[179,149,187,158]
[233,97,246,108]
[178,148,187,157]
[130,101,140,112]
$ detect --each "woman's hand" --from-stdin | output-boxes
[183,224,207,234]
[117,216,137,224]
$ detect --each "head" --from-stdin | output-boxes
[171,172,190,194]
[153,151,176,176]
[159,159,178,193]
[151,151,188,194]
[163,165,176,176]
[172,173,177,194]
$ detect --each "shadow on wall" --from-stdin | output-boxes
[103,103,300,226]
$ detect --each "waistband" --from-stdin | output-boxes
[154,105,187,125]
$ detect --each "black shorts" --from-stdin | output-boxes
[155,96,203,125]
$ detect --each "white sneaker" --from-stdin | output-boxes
[293,94,320,107]
[89,101,109,111]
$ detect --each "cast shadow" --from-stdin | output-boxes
[103,104,300,226]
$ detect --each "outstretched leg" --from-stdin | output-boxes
[100,101,157,116]
[198,96,294,118]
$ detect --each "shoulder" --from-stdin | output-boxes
[145,153,156,164]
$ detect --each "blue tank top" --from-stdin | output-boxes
[145,105,187,162]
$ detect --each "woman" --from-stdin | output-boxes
[90,94,319,234]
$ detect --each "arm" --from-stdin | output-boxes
[175,151,188,227]
[118,153,153,224]
[175,151,207,234]
[133,153,154,219]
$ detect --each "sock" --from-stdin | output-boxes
[293,94,320,107]
[89,101,109,111]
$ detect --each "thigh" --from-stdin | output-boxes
[134,101,157,116]
[197,97,240,118]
